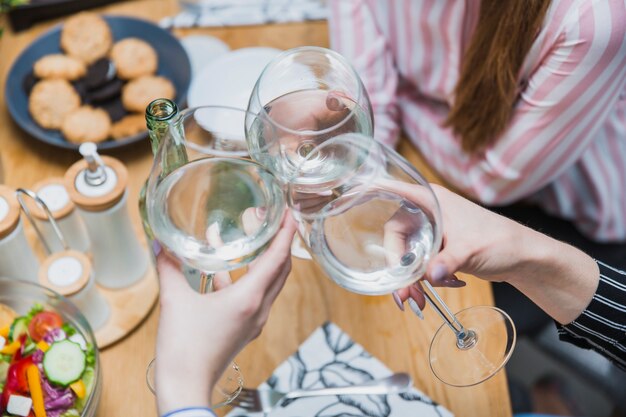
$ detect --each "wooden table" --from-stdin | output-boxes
[0,2,512,416]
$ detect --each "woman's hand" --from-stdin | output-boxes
[154,213,297,415]
[389,184,598,324]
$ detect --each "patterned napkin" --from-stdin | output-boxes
[160,0,327,29]
[226,322,453,417]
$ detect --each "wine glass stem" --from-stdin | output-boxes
[419,281,477,350]
[199,272,215,294]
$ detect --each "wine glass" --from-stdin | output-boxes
[245,46,373,257]
[287,133,516,387]
[144,106,285,406]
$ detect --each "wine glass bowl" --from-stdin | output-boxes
[288,133,442,295]
[245,46,374,184]
[148,157,284,272]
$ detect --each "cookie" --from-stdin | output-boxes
[110,114,146,139]
[33,54,86,81]
[87,78,124,103]
[85,58,116,89]
[110,38,158,80]
[0,303,17,328]
[29,79,81,129]
[121,75,175,113]
[62,106,111,143]
[61,12,112,65]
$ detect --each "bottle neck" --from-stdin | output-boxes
[144,98,188,179]
[145,99,179,155]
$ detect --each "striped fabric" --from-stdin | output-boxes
[328,0,626,242]
[558,261,626,370]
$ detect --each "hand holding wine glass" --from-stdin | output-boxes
[154,214,297,415]
[392,184,599,325]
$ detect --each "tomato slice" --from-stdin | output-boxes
[28,311,63,342]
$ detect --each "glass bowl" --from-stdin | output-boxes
[0,278,101,417]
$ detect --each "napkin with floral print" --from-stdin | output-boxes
[227,322,453,417]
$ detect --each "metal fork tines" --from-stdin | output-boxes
[229,372,412,413]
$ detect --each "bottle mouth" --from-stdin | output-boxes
[147,98,178,121]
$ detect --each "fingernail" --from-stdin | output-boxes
[442,279,466,288]
[392,291,404,311]
[430,264,448,283]
[407,298,424,320]
[255,207,267,219]
[152,240,161,257]
[326,92,347,111]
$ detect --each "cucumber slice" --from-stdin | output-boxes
[0,361,9,385]
[8,317,29,343]
[43,340,86,386]
[76,367,95,411]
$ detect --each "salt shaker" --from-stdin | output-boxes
[64,143,148,288]
[30,178,90,254]
[39,250,109,330]
[0,185,39,282]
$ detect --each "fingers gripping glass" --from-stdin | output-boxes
[287,134,516,387]
[145,106,286,406]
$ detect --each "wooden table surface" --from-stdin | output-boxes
[0,1,512,416]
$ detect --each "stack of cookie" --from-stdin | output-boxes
[27,12,176,144]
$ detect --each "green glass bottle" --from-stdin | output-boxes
[139,98,187,247]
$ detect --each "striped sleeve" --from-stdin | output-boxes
[328,0,401,146]
[162,407,216,417]
[416,0,626,205]
[556,261,626,371]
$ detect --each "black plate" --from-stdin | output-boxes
[5,15,191,151]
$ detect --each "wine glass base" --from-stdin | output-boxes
[146,358,243,408]
[429,306,516,387]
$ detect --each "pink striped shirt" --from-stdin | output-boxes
[329,0,626,242]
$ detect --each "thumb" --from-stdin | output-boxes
[425,248,466,287]
[156,251,192,296]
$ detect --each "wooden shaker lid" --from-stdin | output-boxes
[64,156,128,212]
[0,185,20,240]
[39,250,92,297]
[29,178,75,221]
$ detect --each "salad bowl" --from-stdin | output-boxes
[0,278,101,417]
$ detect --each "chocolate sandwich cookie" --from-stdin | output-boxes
[99,98,127,122]
[85,58,116,90]
[23,71,38,96]
[86,78,124,103]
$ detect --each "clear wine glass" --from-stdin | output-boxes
[245,46,374,184]
[287,133,516,387]
[144,106,286,406]
[245,46,373,259]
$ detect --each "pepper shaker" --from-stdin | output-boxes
[39,250,109,330]
[29,178,90,254]
[64,143,148,288]
[0,185,39,282]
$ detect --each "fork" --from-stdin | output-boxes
[230,372,412,413]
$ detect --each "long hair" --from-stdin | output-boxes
[445,0,551,153]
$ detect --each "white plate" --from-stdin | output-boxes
[187,47,282,144]
[187,47,282,109]
[180,35,230,76]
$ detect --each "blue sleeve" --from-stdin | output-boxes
[161,407,216,417]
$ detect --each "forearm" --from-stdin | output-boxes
[504,226,599,325]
